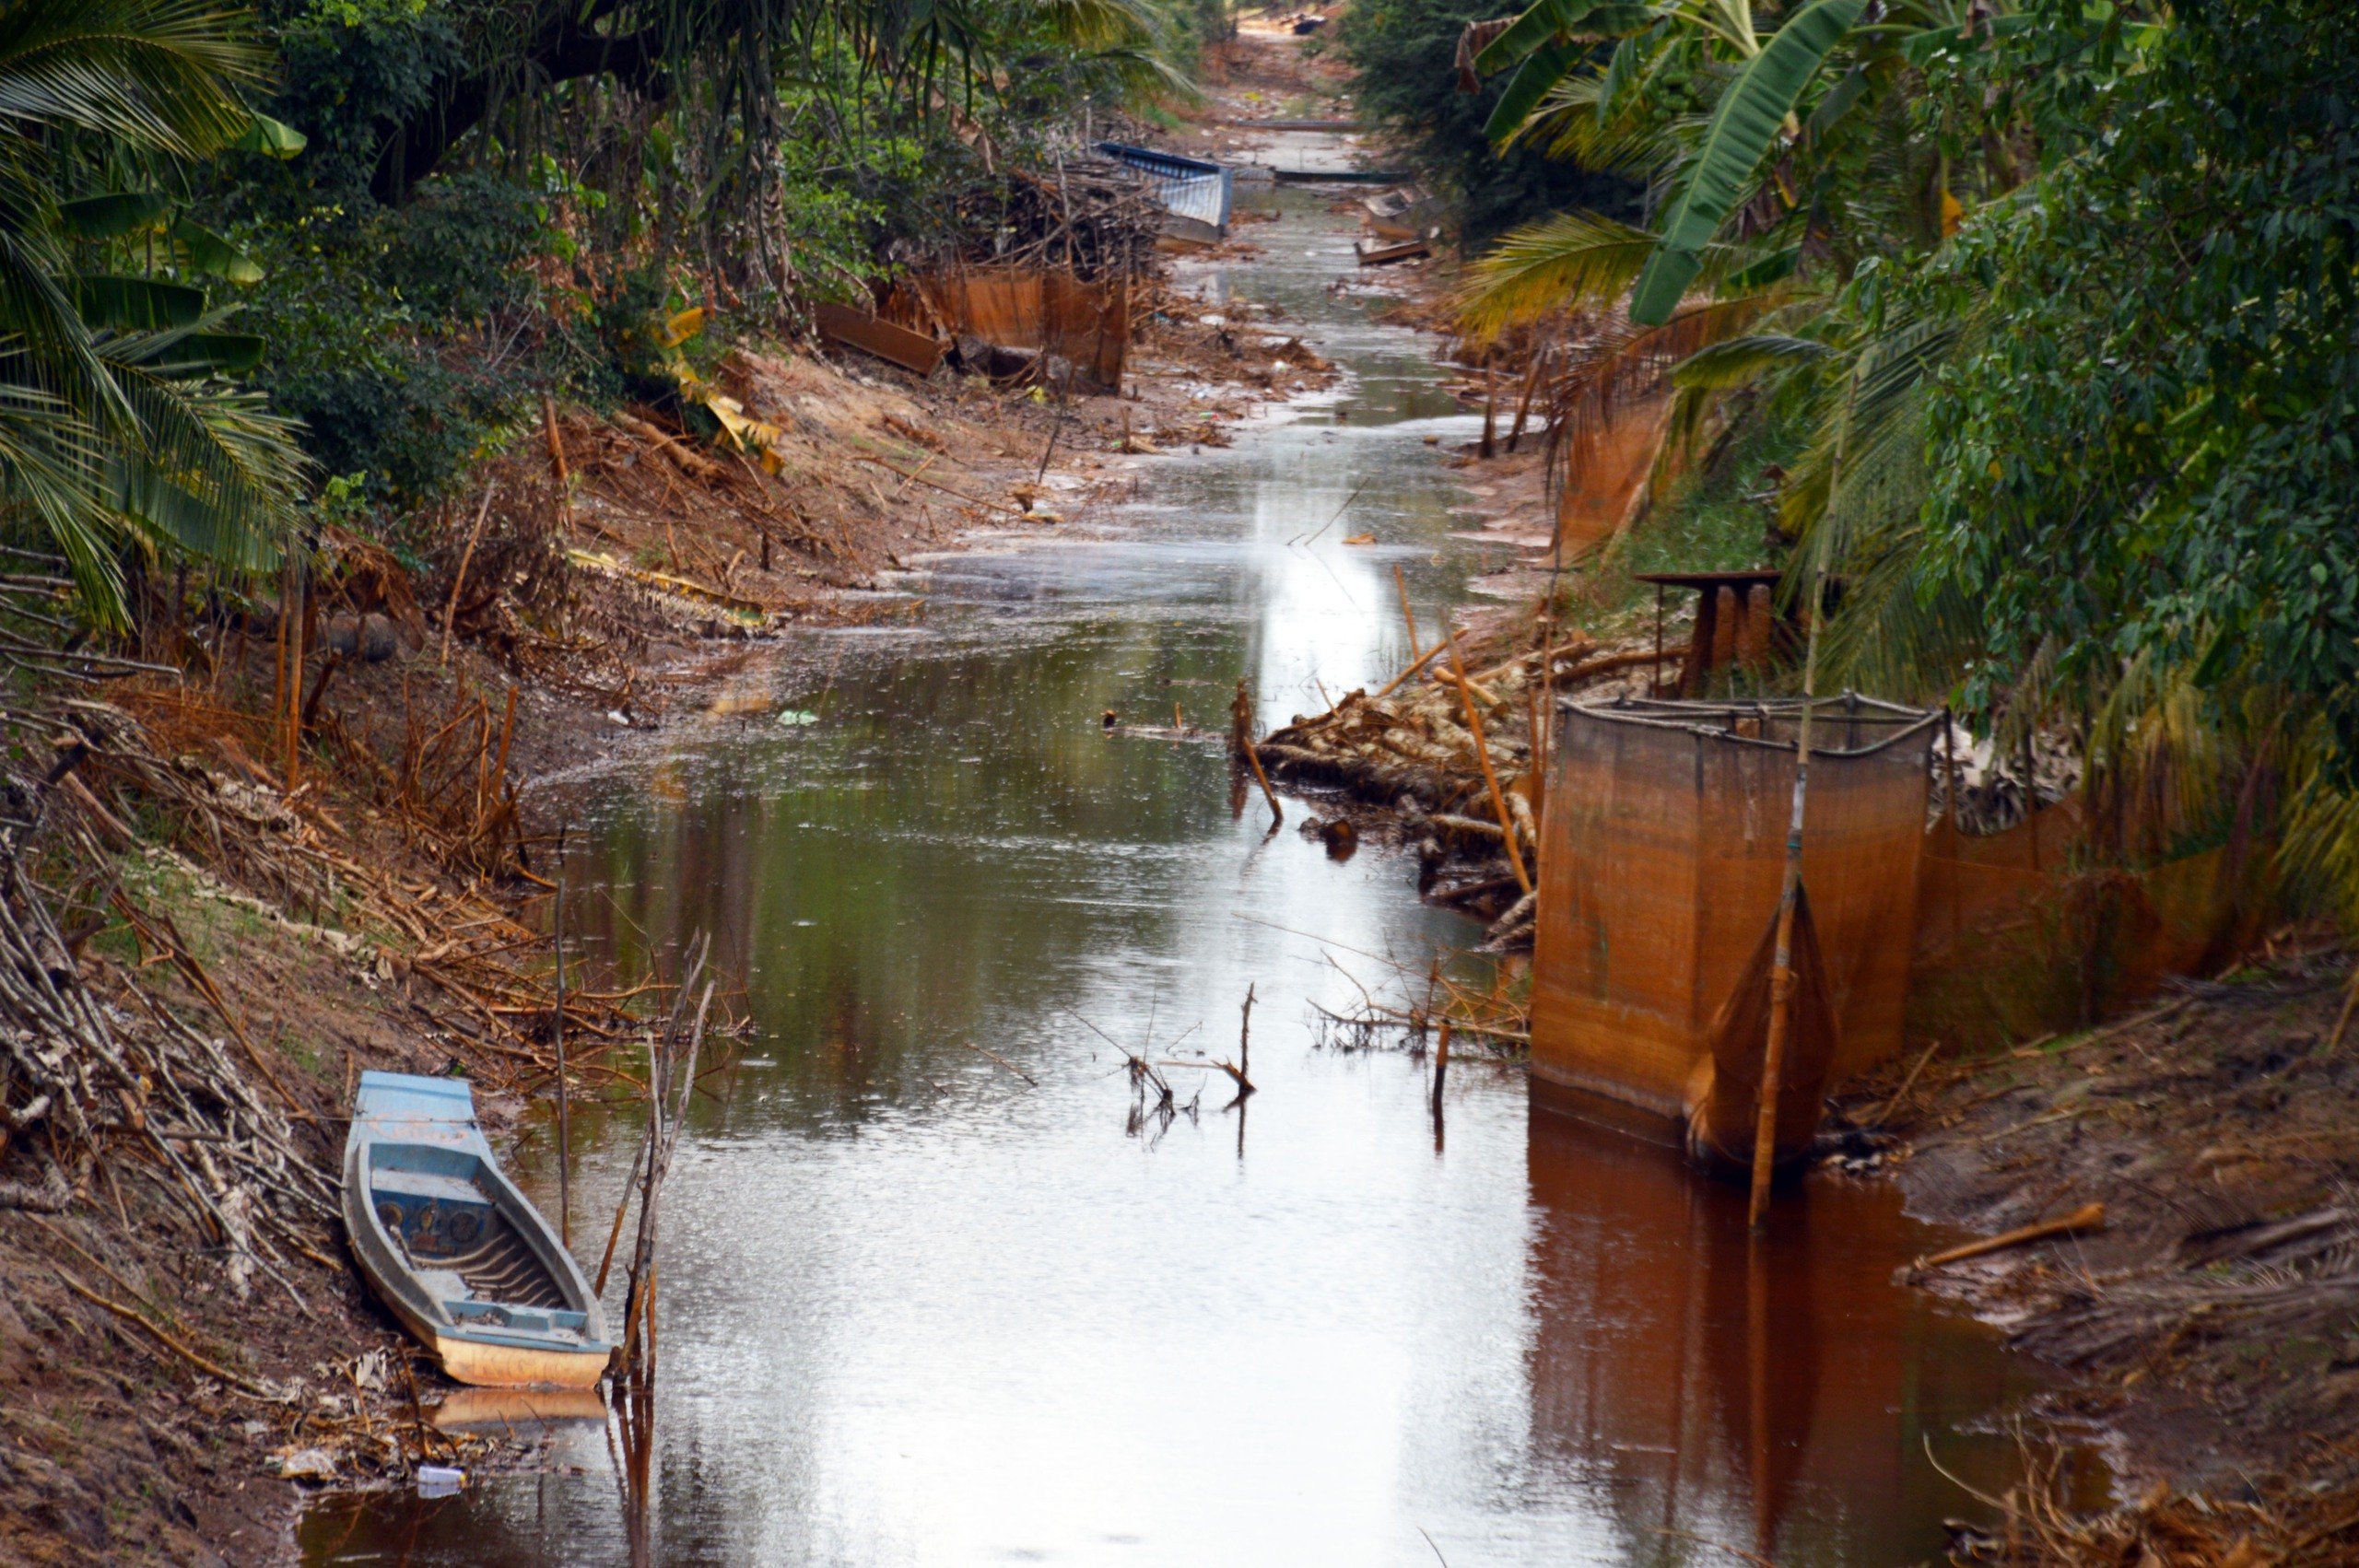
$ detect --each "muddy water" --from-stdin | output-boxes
[301,188,2092,1567]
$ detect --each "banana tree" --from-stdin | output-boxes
[1467,0,2015,325]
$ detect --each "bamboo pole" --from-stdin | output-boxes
[1373,629,1462,700]
[1748,574,1827,1230]
[1230,678,1282,825]
[1912,1203,2105,1271]
[543,393,571,532]
[439,486,498,668]
[1449,639,1532,895]
[593,1132,648,1296]
[553,830,571,1250]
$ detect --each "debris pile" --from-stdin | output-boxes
[1253,626,1669,948]
[1949,1437,2359,1567]
[942,158,1167,281]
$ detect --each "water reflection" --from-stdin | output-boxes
[299,187,2092,1567]
[1518,1089,2101,1567]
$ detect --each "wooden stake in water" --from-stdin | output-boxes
[1748,573,1827,1231]
[553,828,571,1249]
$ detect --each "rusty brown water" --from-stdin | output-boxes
[299,184,2101,1566]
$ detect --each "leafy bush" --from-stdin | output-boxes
[1919,0,2359,756]
[236,173,547,508]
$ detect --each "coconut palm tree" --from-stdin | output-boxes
[0,0,309,626]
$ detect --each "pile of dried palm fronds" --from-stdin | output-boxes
[2012,1202,2359,1374]
[942,158,1165,281]
[1252,627,1669,947]
[1949,1439,2359,1566]
[2,672,650,1185]
[0,698,334,1302]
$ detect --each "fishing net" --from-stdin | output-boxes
[1532,696,1938,1117]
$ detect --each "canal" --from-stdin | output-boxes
[301,181,2083,1567]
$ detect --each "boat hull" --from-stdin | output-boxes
[342,1072,612,1389]
[361,1277,612,1388]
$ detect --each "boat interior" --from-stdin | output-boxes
[365,1143,592,1339]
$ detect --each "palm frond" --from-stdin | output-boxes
[99,327,305,571]
[1670,331,1832,389]
[0,0,268,157]
[1459,209,1757,336]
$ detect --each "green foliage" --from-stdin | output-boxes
[1919,0,2359,763]
[1338,0,1637,245]
[1578,409,1803,626]
[259,0,459,198]
[1626,0,1863,322]
[1457,0,2359,920]
[235,172,547,506]
[0,0,309,623]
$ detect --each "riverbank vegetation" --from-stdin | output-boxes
[1450,0,2357,922]
[0,0,1238,1556]
[1319,0,2359,1540]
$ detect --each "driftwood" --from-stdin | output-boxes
[1912,1203,2107,1273]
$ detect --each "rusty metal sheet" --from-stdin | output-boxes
[1530,696,1938,1120]
[814,304,945,376]
[918,268,1129,390]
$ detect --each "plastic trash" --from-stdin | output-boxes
[416,1464,466,1498]
[274,1446,335,1480]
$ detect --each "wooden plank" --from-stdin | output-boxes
[1355,238,1431,266]
[1274,167,1414,185]
[814,303,945,376]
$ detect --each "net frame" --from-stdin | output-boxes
[1532,694,1939,1117]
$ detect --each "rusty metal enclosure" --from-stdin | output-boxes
[1532,696,1939,1118]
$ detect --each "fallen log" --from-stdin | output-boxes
[1256,743,1441,807]
[1426,812,1503,843]
[616,412,722,481]
[1911,1203,2107,1273]
[1553,647,1680,686]
[1430,873,1520,907]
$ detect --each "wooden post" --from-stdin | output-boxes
[1449,639,1532,895]
[440,486,497,668]
[1748,573,1827,1230]
[1238,984,1254,1082]
[1393,563,1421,659]
[1478,367,1497,460]
[553,828,571,1250]
[1431,1018,1451,1117]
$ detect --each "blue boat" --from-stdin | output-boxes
[343,1072,612,1388]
